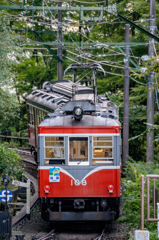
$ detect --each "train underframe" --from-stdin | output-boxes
[40,197,120,221]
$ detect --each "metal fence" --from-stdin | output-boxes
[141,175,159,230]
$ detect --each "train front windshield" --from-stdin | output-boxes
[69,137,88,164]
[44,136,114,165]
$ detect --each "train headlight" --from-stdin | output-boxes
[108,185,114,193]
[73,106,83,120]
[44,185,50,193]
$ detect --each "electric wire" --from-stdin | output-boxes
[129,76,146,85]
[65,49,139,76]
[155,85,159,110]
[75,70,92,84]
[2,2,156,78]
[64,55,80,63]
[5,0,20,6]
[41,0,86,62]
[1,1,156,69]
[153,45,159,110]
[63,0,105,3]
[0,14,150,69]
[66,49,125,69]
[130,48,139,66]
[2,1,150,30]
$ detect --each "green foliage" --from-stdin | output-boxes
[0,13,24,135]
[15,57,55,97]
[145,56,159,75]
[0,0,158,160]
[122,161,159,239]
[0,143,23,190]
[107,91,147,161]
[0,89,20,134]
[0,13,22,86]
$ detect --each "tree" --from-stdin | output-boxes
[0,13,22,86]
[0,13,23,134]
[0,0,159,163]
[0,89,20,134]
[0,143,23,191]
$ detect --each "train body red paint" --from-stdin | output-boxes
[26,80,121,222]
[39,168,120,198]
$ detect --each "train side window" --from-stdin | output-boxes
[44,137,65,165]
[36,109,39,125]
[29,106,34,125]
[69,137,89,166]
[92,136,113,165]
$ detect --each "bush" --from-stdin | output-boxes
[0,143,23,190]
[121,160,159,240]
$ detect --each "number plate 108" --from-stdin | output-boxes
[71,179,87,186]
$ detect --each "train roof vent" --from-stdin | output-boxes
[36,93,43,97]
[108,110,113,113]
[32,91,38,95]
[42,94,49,99]
[46,96,54,101]
[107,102,114,107]
[56,99,68,105]
[109,115,114,119]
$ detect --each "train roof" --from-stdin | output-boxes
[39,115,120,127]
[26,80,94,112]
[26,80,120,127]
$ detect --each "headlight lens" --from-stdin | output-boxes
[75,108,82,116]
[73,106,83,120]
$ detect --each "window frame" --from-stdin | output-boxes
[68,136,89,166]
[92,136,114,165]
[44,136,65,160]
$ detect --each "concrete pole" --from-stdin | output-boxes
[146,0,155,162]
[123,24,130,169]
[57,0,63,81]
[26,179,31,220]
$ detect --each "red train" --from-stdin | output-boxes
[26,67,121,221]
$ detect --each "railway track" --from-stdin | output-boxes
[9,147,37,169]
[31,222,128,240]
[34,229,56,240]
[94,222,128,240]
[18,149,36,164]
[17,148,38,178]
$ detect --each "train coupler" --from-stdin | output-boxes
[73,199,85,209]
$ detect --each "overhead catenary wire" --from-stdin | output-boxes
[75,70,92,84]
[0,14,148,72]
[0,1,156,67]
[152,43,159,110]
[63,0,105,3]
[65,49,141,76]
[64,55,80,63]
[129,76,146,85]
[2,1,150,30]
[66,49,124,69]
[5,0,20,6]
[2,2,156,80]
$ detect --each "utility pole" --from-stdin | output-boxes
[146,0,156,162]
[123,24,130,169]
[58,0,63,81]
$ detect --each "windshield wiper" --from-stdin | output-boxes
[77,158,86,164]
